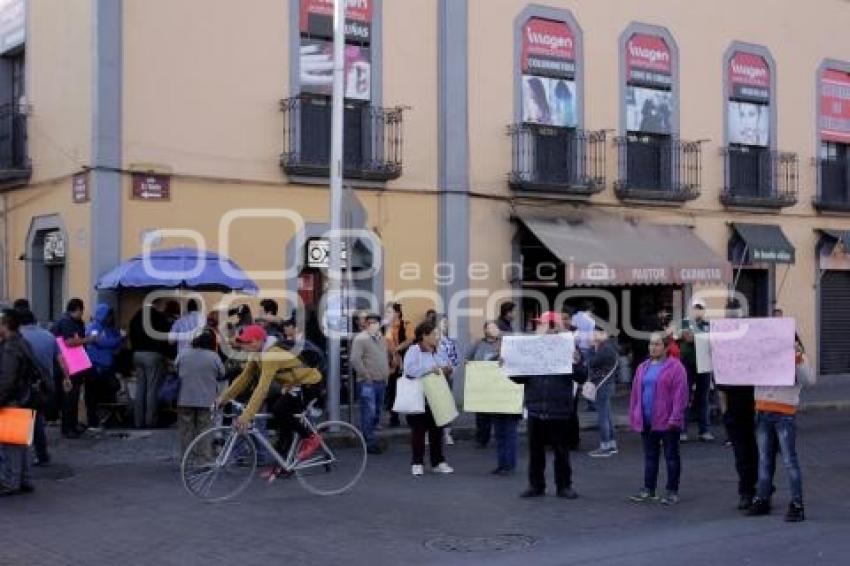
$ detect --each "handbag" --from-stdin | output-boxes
[392,375,425,414]
[0,408,36,446]
[422,372,459,427]
[581,360,619,402]
[158,373,182,405]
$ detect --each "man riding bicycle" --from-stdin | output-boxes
[216,325,323,461]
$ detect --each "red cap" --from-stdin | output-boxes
[535,311,562,324]
[236,324,267,344]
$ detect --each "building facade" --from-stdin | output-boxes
[2,0,850,377]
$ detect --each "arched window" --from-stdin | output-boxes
[815,60,850,211]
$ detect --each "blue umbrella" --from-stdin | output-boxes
[95,247,259,293]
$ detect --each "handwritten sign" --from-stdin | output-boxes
[695,333,712,373]
[501,333,574,376]
[463,362,524,414]
[709,318,795,386]
[422,373,458,427]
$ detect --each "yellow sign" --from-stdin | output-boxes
[463,362,524,415]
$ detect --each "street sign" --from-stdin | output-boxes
[131,173,171,201]
[72,172,89,203]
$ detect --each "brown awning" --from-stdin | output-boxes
[516,212,732,286]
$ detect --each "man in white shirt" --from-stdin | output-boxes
[168,299,204,355]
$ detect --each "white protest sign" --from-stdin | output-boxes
[695,333,712,373]
[500,333,574,376]
[709,318,795,386]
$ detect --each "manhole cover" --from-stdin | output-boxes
[424,534,537,553]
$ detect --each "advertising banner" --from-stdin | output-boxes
[626,33,672,89]
[625,86,673,135]
[300,39,371,100]
[0,0,24,54]
[300,0,372,43]
[727,100,770,146]
[521,17,575,79]
[820,68,850,143]
[729,52,770,103]
[522,75,577,127]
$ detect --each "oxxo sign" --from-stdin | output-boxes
[626,34,672,88]
[521,17,575,79]
[728,52,770,103]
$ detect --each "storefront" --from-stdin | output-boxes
[816,230,850,376]
[514,209,731,358]
[728,223,795,317]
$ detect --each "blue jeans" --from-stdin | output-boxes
[0,443,31,490]
[641,428,681,492]
[756,411,803,503]
[358,381,386,449]
[596,379,615,444]
[493,415,519,471]
[692,373,711,434]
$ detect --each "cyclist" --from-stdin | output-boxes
[216,325,323,461]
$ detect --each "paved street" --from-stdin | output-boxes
[2,410,849,566]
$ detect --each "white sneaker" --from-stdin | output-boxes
[589,446,614,458]
[608,443,619,455]
[680,433,689,443]
[444,433,455,446]
[698,432,715,442]
[433,462,454,474]
[411,464,425,476]
[424,436,430,446]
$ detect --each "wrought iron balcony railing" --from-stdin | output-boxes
[0,102,30,185]
[280,95,405,182]
[813,156,850,212]
[507,125,607,196]
[721,146,799,209]
[614,135,703,202]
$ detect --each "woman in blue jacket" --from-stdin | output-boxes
[84,304,125,428]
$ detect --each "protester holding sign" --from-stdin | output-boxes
[628,333,689,506]
[466,321,502,449]
[509,313,586,499]
[748,338,816,522]
[403,320,454,477]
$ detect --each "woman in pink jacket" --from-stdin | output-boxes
[628,332,689,505]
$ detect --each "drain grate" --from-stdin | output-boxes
[424,534,537,553]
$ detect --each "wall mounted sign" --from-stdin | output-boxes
[820,68,850,144]
[521,17,575,79]
[0,0,24,55]
[132,173,171,201]
[72,172,89,203]
[728,51,770,103]
[43,230,66,265]
[626,33,672,89]
[300,0,372,43]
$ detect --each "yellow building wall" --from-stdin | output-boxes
[26,0,92,184]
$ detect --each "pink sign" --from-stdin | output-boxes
[709,318,795,386]
[56,338,92,376]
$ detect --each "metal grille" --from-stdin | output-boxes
[820,271,850,376]
[721,146,799,208]
[614,134,703,201]
[815,157,850,211]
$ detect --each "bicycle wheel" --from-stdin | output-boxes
[181,426,258,502]
[295,421,367,496]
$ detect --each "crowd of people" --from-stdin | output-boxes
[0,295,815,523]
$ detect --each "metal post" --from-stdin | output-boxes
[327,0,345,423]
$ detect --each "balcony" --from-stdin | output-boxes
[813,157,850,212]
[508,125,607,196]
[0,102,30,186]
[280,95,405,182]
[614,135,703,203]
[721,147,799,209]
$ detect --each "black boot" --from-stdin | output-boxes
[737,494,754,511]
[747,497,771,516]
[784,502,805,522]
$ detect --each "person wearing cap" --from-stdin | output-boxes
[350,313,391,454]
[216,324,323,463]
[678,301,714,443]
[510,312,587,499]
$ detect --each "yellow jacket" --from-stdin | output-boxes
[219,346,322,424]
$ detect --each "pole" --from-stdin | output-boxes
[327,0,345,423]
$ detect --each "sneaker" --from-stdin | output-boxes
[520,487,545,498]
[608,443,619,455]
[411,464,425,476]
[629,489,659,503]
[737,495,754,511]
[556,487,578,499]
[296,434,322,461]
[697,432,715,442]
[784,502,805,522]
[588,446,615,458]
[679,433,689,443]
[444,433,455,446]
[660,492,680,506]
[493,468,514,477]
[433,462,454,474]
[424,436,430,446]
[33,454,51,467]
[747,497,771,516]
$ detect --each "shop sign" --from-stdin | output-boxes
[626,33,672,89]
[72,172,89,203]
[729,51,770,103]
[132,173,171,201]
[521,17,575,79]
[43,230,66,265]
[300,0,372,43]
[307,239,348,268]
[820,68,850,143]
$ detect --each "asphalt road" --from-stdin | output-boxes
[2,410,849,566]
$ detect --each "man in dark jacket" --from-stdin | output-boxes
[129,299,172,428]
[510,313,587,499]
[0,308,47,495]
[588,327,621,458]
[51,298,92,438]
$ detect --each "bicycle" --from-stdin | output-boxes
[181,399,367,502]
